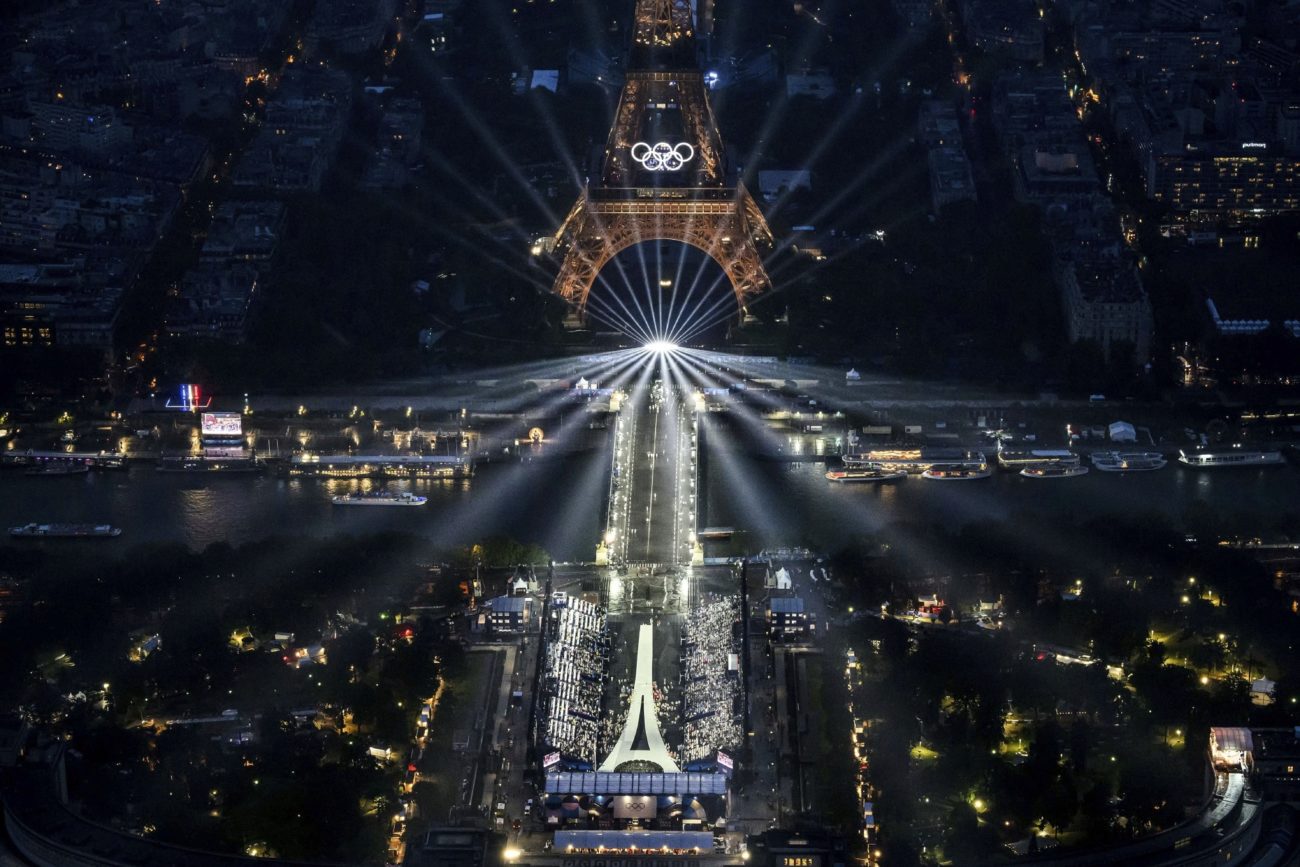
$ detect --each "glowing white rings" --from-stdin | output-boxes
[630,141,695,172]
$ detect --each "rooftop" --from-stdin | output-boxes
[546,771,728,795]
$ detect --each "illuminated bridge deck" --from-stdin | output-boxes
[604,382,697,569]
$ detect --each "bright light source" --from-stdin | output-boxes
[504,849,522,862]
[644,339,678,354]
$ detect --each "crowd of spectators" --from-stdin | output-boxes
[540,599,609,762]
[680,596,742,762]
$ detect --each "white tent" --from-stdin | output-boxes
[1251,678,1276,706]
[1108,421,1136,442]
[773,567,792,590]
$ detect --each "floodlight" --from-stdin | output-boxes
[644,339,678,354]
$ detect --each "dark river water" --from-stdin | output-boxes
[702,452,1299,545]
[2,438,1297,563]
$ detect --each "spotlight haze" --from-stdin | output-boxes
[644,339,679,355]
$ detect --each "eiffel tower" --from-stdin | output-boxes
[551,0,772,329]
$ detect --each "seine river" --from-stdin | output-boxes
[704,454,1299,548]
[2,440,1297,563]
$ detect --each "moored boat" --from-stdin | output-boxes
[1021,464,1089,479]
[825,469,907,483]
[1091,451,1167,472]
[922,465,992,480]
[331,491,428,506]
[997,444,1080,469]
[9,523,121,538]
[156,456,262,473]
[1177,447,1284,468]
[842,447,987,475]
[25,461,91,476]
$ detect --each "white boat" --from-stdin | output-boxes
[997,444,1080,469]
[331,491,428,506]
[825,469,906,483]
[1178,447,1285,468]
[1021,464,1089,479]
[922,465,992,480]
[1091,451,1167,472]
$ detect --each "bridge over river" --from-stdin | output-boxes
[599,380,701,614]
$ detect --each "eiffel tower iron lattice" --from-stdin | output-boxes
[551,0,772,329]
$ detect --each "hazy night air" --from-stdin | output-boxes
[1,0,1299,865]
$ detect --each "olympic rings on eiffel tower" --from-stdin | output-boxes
[630,141,696,172]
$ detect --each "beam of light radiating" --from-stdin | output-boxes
[474,351,645,421]
[581,228,677,344]
[578,242,661,343]
[426,350,634,390]
[424,74,561,228]
[425,354,648,550]
[671,283,742,346]
[673,351,1149,580]
[585,242,692,346]
[722,0,850,186]
[454,353,646,450]
[585,283,658,345]
[585,287,653,340]
[534,423,622,561]
[761,134,914,266]
[663,244,733,346]
[661,351,952,561]
[634,228,659,342]
[657,143,923,338]
[663,264,757,345]
[475,0,588,192]
[762,91,865,226]
[667,351,801,456]
[661,228,697,345]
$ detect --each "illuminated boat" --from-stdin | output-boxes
[1091,451,1167,472]
[290,453,472,479]
[331,491,428,506]
[9,523,121,538]
[825,469,906,483]
[921,465,992,480]
[842,447,985,474]
[1020,464,1089,479]
[1177,447,1284,468]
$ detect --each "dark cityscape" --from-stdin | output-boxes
[1,0,1299,865]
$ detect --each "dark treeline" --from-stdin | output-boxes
[821,505,1300,864]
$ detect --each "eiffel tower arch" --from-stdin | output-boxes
[551,0,773,329]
